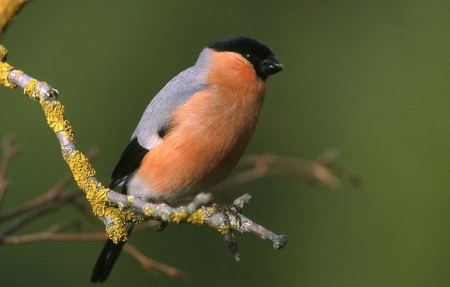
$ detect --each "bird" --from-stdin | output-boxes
[90,36,283,283]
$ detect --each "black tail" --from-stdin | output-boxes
[91,238,126,283]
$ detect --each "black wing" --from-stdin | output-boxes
[109,137,149,190]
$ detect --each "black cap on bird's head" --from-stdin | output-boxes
[208,36,283,80]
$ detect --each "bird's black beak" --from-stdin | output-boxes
[259,54,283,79]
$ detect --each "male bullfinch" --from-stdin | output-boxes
[91,36,283,283]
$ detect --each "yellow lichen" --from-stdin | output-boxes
[170,211,188,224]
[186,209,205,225]
[0,46,16,89]
[24,78,39,100]
[142,203,154,216]
[63,150,96,189]
[127,195,135,204]
[104,208,144,243]
[0,45,6,60]
[39,100,75,141]
[106,214,130,243]
[0,62,14,88]
[204,207,216,214]
[87,185,110,216]
[0,45,6,59]
[215,224,230,235]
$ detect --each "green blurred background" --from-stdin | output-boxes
[1,0,450,286]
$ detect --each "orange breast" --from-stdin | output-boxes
[137,51,266,198]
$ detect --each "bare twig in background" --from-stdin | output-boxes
[0,136,19,207]
[213,149,358,201]
[0,191,79,239]
[2,231,107,245]
[1,217,187,278]
[0,173,75,221]
[124,244,189,279]
[0,148,98,222]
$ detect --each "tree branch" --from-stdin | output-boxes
[0,172,74,221]
[0,135,19,208]
[0,192,79,239]
[124,243,189,279]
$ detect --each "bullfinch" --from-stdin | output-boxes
[91,36,283,283]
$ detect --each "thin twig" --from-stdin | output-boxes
[0,148,98,221]
[124,244,189,279]
[0,135,19,207]
[45,218,85,234]
[0,192,79,240]
[213,151,355,201]
[2,232,107,245]
[0,173,74,221]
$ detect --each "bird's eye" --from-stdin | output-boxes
[244,53,255,61]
